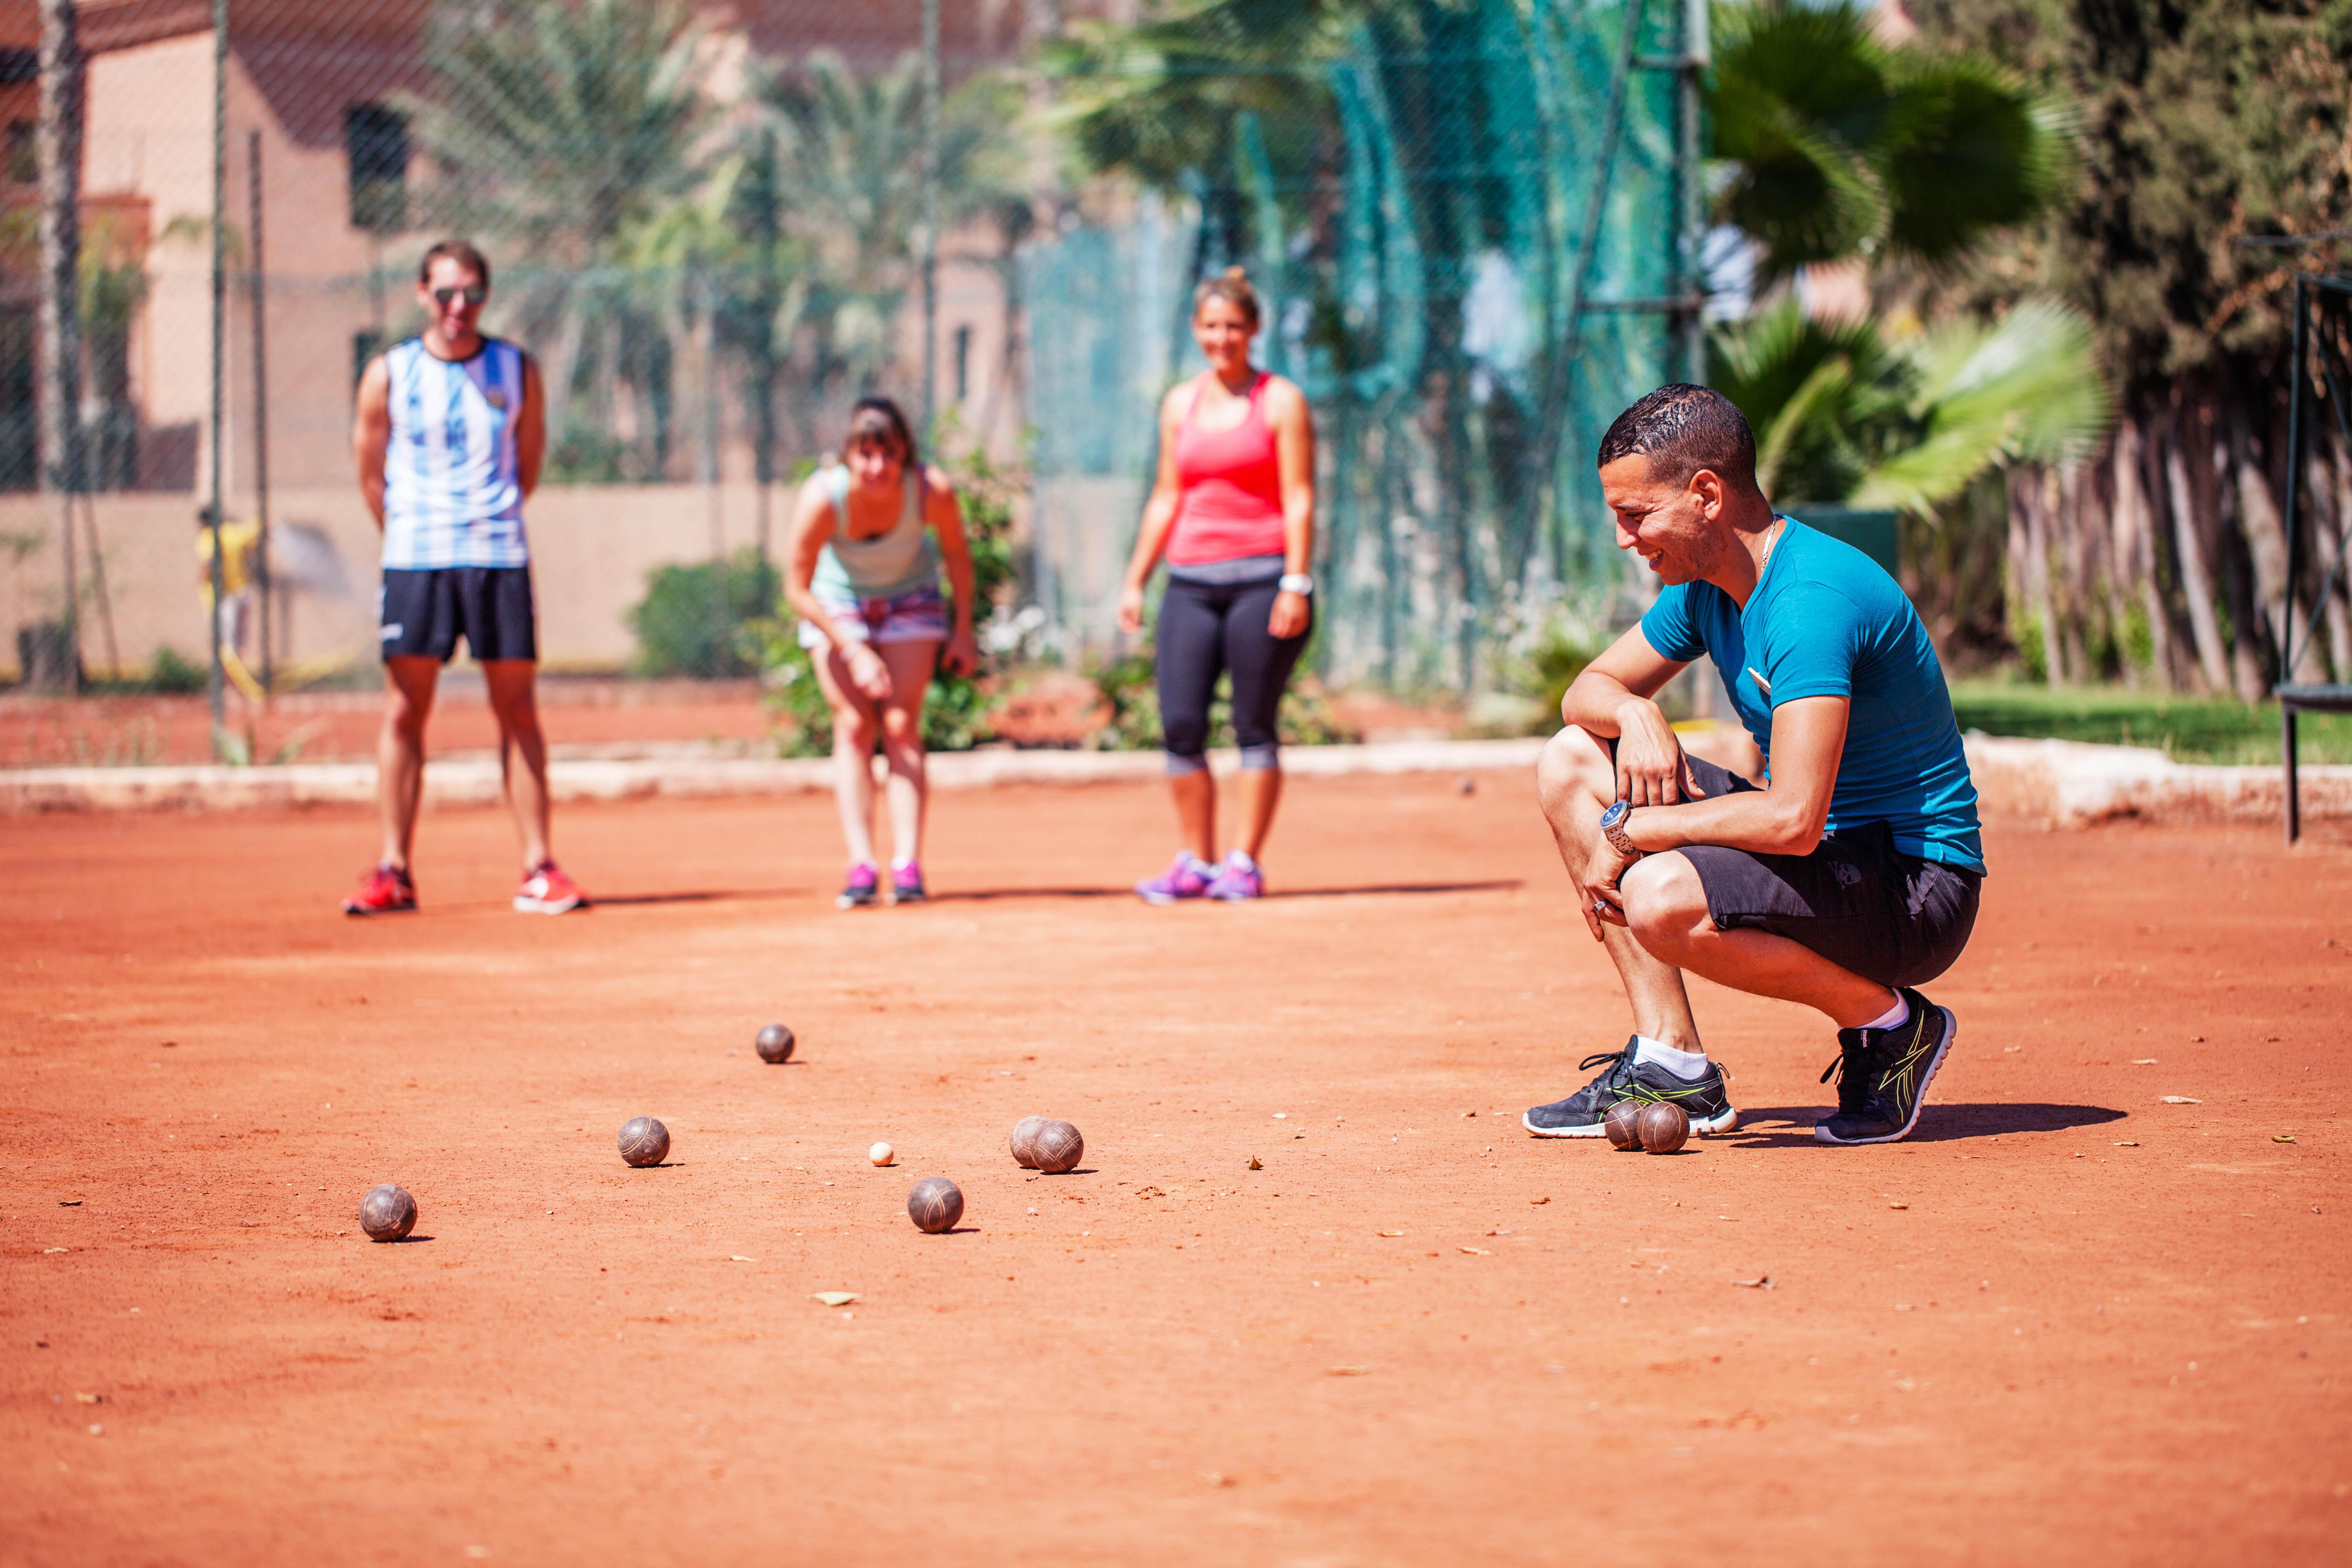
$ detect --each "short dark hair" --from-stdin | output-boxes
[1597,384,1758,493]
[418,238,491,289]
[842,395,918,466]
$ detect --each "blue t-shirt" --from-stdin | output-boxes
[1639,517,1985,874]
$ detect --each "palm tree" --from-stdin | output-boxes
[1708,0,2074,283]
[751,49,1029,431]
[404,0,715,476]
[1713,296,2110,515]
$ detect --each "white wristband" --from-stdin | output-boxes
[1279,573,1314,596]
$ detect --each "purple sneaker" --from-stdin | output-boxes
[1206,851,1264,901]
[836,862,880,910]
[891,859,927,904]
[1135,852,1215,905]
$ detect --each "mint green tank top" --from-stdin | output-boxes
[810,464,942,601]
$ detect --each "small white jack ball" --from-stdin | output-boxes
[869,1142,895,1167]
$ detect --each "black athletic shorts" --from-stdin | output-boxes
[379,566,538,663]
[1647,749,1982,990]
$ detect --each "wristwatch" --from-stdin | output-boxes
[1279,572,1315,596]
[1598,799,1643,859]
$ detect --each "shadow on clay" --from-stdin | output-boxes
[1723,1103,2129,1147]
[923,879,1524,904]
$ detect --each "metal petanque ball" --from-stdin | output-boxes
[1637,1101,1691,1154]
[1031,1119,1084,1175]
[907,1176,964,1234]
[1604,1099,1645,1151]
[1010,1115,1049,1168]
[618,1116,671,1168]
[358,1184,416,1242]
[755,1024,795,1064]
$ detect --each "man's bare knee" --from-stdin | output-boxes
[1536,726,1613,819]
[1621,852,1708,954]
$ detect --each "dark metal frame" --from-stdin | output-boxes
[2277,271,2352,842]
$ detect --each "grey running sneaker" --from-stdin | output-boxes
[1524,1038,1739,1138]
[1814,988,1957,1145]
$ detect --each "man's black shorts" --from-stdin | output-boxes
[1649,749,1981,990]
[379,567,537,663]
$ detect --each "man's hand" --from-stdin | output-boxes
[1612,698,1706,807]
[845,642,892,702]
[1576,836,1639,941]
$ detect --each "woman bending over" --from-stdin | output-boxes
[784,397,978,907]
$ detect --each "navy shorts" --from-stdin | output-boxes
[1635,748,1982,990]
[379,567,538,663]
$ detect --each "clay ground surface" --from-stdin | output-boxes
[2,778,2347,1566]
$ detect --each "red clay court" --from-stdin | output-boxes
[2,776,2346,1564]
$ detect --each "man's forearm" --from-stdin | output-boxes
[1622,789,1822,859]
[1562,673,1649,737]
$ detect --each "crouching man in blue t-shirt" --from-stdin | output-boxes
[1527,385,1986,1146]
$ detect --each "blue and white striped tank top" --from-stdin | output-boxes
[380,335,529,570]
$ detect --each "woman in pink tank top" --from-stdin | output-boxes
[1118,268,1318,903]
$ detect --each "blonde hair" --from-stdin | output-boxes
[1192,266,1261,328]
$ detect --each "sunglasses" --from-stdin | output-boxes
[430,285,487,308]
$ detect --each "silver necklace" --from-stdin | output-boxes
[1757,515,1787,574]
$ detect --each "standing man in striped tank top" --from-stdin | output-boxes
[341,239,587,917]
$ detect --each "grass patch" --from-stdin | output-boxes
[1950,681,2352,766]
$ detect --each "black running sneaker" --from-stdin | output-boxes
[1523,1038,1739,1138]
[1814,988,1957,1145]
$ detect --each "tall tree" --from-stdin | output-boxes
[405,0,715,476]
[1711,0,2074,283]
[35,0,84,689]
[1910,0,2352,690]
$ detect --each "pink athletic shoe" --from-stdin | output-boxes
[1135,852,1215,905]
[1206,851,1264,901]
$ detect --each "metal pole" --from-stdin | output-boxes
[207,0,228,736]
[35,0,84,692]
[2279,276,2308,690]
[248,127,272,691]
[1678,0,1709,383]
[920,0,940,433]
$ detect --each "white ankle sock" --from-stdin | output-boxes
[891,855,916,872]
[1227,850,1257,871]
[1861,992,1909,1032]
[1634,1036,1710,1079]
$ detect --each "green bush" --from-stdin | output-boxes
[147,646,206,693]
[1529,624,1604,728]
[628,548,782,678]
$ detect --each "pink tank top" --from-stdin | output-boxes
[1168,374,1287,566]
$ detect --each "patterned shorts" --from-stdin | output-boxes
[797,584,950,651]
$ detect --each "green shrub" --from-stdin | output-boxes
[628,549,782,678]
[147,646,206,693]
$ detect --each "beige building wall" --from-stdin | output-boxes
[0,480,799,680]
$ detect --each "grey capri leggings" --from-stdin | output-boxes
[1156,573,1313,774]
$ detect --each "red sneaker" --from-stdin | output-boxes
[342,862,417,916]
[514,859,588,915]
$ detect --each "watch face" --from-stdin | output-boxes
[1600,800,1628,829]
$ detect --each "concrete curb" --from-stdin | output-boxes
[2,733,2339,830]
[1962,735,2352,830]
[0,738,1550,814]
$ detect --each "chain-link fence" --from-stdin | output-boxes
[1,0,1698,704]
